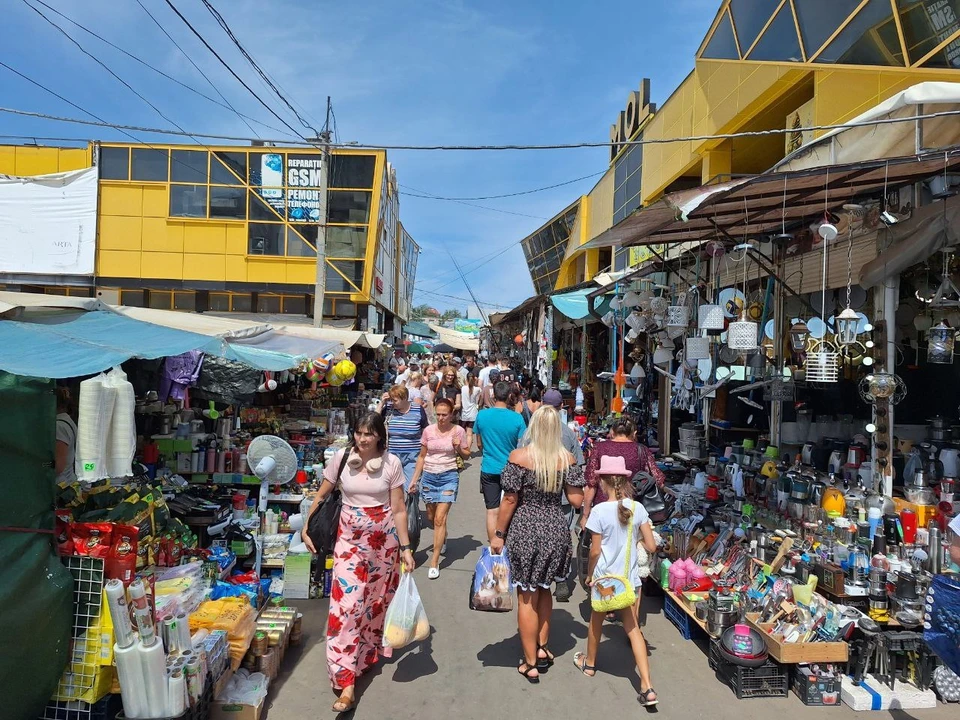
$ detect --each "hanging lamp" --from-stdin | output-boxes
[805,169,839,382]
[727,241,758,351]
[789,321,809,352]
[928,320,955,364]
[834,226,860,345]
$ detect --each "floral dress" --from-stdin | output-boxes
[502,461,585,591]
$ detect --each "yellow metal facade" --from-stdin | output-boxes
[545,0,960,292]
[0,142,417,322]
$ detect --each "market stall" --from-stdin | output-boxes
[0,296,384,720]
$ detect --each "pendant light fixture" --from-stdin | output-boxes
[835,227,859,346]
[928,320,955,364]
[727,210,758,352]
[789,321,809,352]
[698,235,725,329]
[806,169,839,382]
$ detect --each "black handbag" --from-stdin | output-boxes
[307,449,350,556]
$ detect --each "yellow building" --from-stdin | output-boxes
[521,0,960,291]
[0,141,419,332]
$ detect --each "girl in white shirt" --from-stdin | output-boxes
[574,455,658,707]
[459,374,482,452]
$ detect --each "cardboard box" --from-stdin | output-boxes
[745,613,849,663]
[210,697,264,720]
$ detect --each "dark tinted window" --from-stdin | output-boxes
[174,292,196,311]
[171,150,208,183]
[282,295,306,315]
[248,223,284,255]
[330,154,376,188]
[257,294,281,313]
[120,289,145,307]
[249,193,283,221]
[327,226,367,257]
[815,0,898,65]
[100,147,129,180]
[702,11,740,59]
[231,294,252,312]
[209,293,230,311]
[211,151,246,185]
[748,4,802,61]
[729,0,781,52]
[170,184,208,218]
[326,261,364,292]
[794,0,861,57]
[899,0,960,67]
[328,191,371,223]
[209,187,246,219]
[131,148,169,181]
[286,227,316,257]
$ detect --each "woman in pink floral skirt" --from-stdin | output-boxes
[302,412,416,713]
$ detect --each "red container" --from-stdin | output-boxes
[901,508,918,544]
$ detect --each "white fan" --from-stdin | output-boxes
[246,435,299,574]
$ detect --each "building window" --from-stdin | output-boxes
[326,260,363,292]
[120,289,145,307]
[328,191,372,223]
[249,193,282,221]
[325,226,367,258]
[231,293,252,312]
[257,294,281,313]
[248,223,284,255]
[209,187,246,219]
[330,155,376,189]
[333,299,356,317]
[148,290,173,310]
[173,291,196,311]
[100,147,130,180]
[286,227,316,257]
[131,148,169,182]
[281,295,306,315]
[209,292,230,311]
[613,143,643,224]
[211,151,246,185]
[171,150,208,183]
[170,184,208,218]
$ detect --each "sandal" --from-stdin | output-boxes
[573,652,596,677]
[639,688,658,707]
[332,694,355,713]
[536,644,555,669]
[518,660,540,684]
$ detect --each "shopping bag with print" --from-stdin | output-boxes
[470,548,513,612]
[383,571,430,649]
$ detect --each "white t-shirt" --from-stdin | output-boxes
[478,366,493,388]
[585,499,651,589]
[460,385,482,422]
[407,385,423,403]
[56,413,78,484]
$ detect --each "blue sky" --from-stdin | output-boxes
[1,0,718,317]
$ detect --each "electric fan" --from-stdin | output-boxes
[246,435,299,573]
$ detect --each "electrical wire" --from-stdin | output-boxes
[133,0,297,140]
[161,0,307,140]
[199,0,320,136]
[413,286,516,309]
[399,170,604,201]
[400,190,549,220]
[7,104,960,151]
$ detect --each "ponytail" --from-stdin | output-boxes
[609,475,634,526]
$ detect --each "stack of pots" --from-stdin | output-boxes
[678,423,706,459]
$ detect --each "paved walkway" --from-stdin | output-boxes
[264,459,950,719]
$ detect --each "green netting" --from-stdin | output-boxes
[0,372,74,719]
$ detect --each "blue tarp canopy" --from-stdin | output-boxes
[0,310,306,378]
[550,288,596,320]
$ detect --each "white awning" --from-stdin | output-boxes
[0,290,100,316]
[428,324,479,351]
[111,305,272,339]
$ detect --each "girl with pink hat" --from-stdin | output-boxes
[573,454,659,707]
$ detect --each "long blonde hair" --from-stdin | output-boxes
[526,406,570,493]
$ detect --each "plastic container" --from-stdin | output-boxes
[792,667,842,706]
[709,640,789,699]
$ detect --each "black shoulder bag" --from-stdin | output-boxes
[307,449,350,556]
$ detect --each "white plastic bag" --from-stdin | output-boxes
[382,572,429,649]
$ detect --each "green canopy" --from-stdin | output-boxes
[406,342,429,354]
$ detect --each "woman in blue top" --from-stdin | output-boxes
[382,384,427,488]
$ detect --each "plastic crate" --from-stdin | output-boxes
[792,667,842,706]
[38,695,115,720]
[663,592,701,640]
[709,640,789,699]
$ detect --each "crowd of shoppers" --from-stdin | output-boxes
[306,350,660,711]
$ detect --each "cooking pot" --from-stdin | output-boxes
[790,474,812,501]
[706,607,738,638]
[929,415,954,430]
[904,487,935,505]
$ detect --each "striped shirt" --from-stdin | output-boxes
[384,404,427,453]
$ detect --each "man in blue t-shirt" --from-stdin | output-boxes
[474,381,527,542]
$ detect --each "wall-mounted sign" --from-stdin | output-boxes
[0,167,97,275]
[609,79,656,162]
[628,243,664,268]
[259,152,285,214]
[453,318,482,336]
[286,154,323,222]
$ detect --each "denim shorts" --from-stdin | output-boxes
[393,450,420,486]
[421,469,460,504]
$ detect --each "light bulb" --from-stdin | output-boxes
[863,356,874,366]
[864,323,874,332]
[866,423,877,433]
[865,340,874,348]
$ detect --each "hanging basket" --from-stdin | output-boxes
[806,350,839,383]
[666,305,690,327]
[686,336,711,360]
[764,378,795,401]
[649,296,669,315]
[698,304,725,330]
[727,320,759,351]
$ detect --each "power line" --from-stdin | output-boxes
[161,0,307,140]
[400,190,549,220]
[6,103,960,151]
[199,0,320,136]
[399,170,604,201]
[414,286,516,309]
[133,0,295,140]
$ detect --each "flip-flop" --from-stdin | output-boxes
[332,695,355,713]
[573,652,596,677]
[639,688,658,707]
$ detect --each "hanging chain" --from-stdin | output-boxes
[781,174,788,235]
[821,168,830,331]
[846,226,853,309]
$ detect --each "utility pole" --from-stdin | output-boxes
[312,96,333,327]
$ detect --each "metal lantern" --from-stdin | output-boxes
[806,347,839,383]
[686,336,710,360]
[698,304,725,330]
[727,320,759,351]
[835,306,860,345]
[666,304,690,327]
[928,320,955,364]
[789,321,809,352]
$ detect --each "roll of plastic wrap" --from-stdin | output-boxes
[166,670,186,718]
[105,579,135,649]
[176,613,192,650]
[107,367,137,478]
[128,580,157,646]
[137,639,168,718]
[190,629,209,648]
[75,373,116,481]
[114,641,146,719]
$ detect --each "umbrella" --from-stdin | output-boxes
[431,343,457,353]
[406,342,429,354]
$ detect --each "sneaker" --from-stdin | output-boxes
[427,567,440,580]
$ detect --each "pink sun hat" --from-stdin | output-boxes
[597,455,631,476]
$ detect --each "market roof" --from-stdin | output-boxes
[402,321,436,338]
[489,295,544,327]
[580,146,960,252]
[207,311,385,348]
[427,323,479,351]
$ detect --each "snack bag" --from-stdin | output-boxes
[382,572,429,649]
[470,548,513,612]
